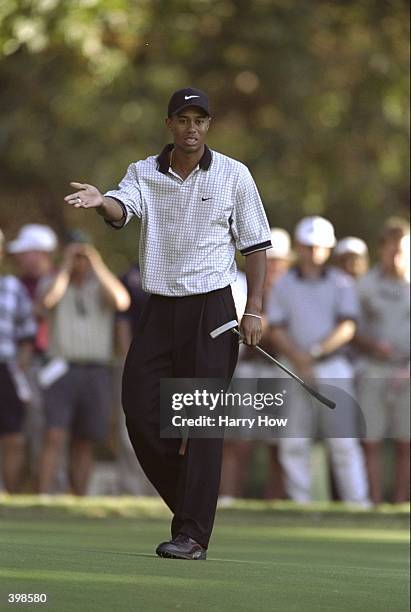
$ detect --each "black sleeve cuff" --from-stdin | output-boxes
[241,240,272,256]
[104,198,127,230]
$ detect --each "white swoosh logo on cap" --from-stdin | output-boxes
[184,95,200,100]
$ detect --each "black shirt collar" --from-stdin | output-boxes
[293,265,330,280]
[157,144,212,174]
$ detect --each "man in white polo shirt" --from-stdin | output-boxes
[355,219,410,504]
[267,216,369,505]
[64,88,271,559]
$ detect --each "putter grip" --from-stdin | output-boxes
[301,382,336,410]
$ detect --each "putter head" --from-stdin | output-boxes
[210,319,238,339]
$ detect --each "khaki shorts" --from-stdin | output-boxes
[357,362,410,441]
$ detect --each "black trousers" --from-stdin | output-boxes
[122,285,239,548]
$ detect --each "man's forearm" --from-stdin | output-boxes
[91,259,131,311]
[41,269,70,310]
[315,320,356,356]
[96,197,125,222]
[270,326,303,362]
[244,251,266,315]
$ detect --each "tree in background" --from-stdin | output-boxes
[0,0,409,267]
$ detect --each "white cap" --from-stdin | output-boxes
[294,216,336,248]
[8,224,58,254]
[267,228,291,259]
[334,237,368,257]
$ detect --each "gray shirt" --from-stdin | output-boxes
[357,266,410,361]
[40,275,115,364]
[267,266,359,351]
[105,145,271,297]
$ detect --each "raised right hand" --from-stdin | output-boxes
[64,182,104,209]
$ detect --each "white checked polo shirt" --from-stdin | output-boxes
[105,144,272,296]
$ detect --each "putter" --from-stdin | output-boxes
[210,320,336,410]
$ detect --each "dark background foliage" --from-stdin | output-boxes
[0,0,409,269]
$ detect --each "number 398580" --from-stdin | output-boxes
[8,593,47,603]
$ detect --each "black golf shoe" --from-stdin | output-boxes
[156,534,207,560]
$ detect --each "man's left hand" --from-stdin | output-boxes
[239,315,262,346]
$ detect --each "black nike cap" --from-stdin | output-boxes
[167,87,210,117]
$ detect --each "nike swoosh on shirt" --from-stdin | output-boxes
[202,197,212,201]
[185,95,200,100]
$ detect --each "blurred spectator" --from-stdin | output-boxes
[8,224,58,302]
[332,237,369,365]
[37,230,130,495]
[262,229,293,500]
[355,218,410,504]
[0,227,37,492]
[267,216,369,505]
[334,237,369,279]
[114,263,155,495]
[220,229,292,504]
[7,224,58,487]
[329,235,369,500]
[265,228,293,288]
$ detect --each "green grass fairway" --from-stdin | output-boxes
[0,500,409,612]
